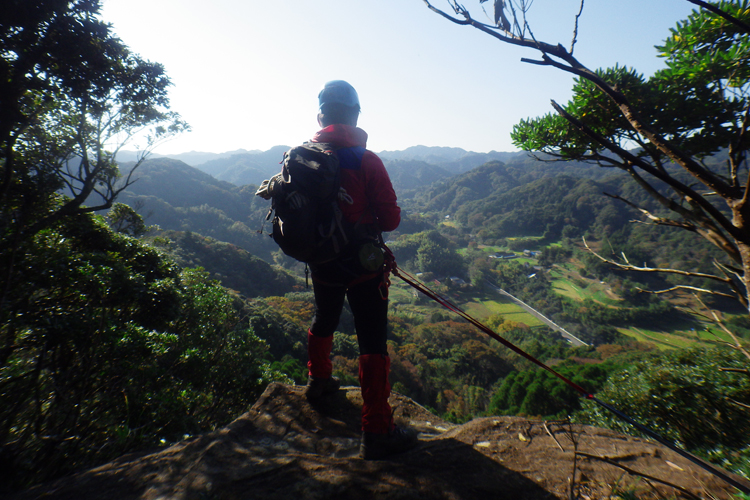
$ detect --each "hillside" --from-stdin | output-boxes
[12,383,747,500]
[116,157,279,261]
[151,230,299,298]
[120,146,534,190]
[194,146,291,186]
[380,159,453,194]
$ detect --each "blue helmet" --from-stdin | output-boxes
[318,80,360,110]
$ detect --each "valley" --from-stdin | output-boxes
[55,144,750,485]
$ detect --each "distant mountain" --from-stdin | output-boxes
[439,151,522,174]
[115,157,279,262]
[196,146,290,185]
[409,151,618,213]
[378,145,473,162]
[116,145,524,189]
[114,149,260,166]
[378,146,521,174]
[161,149,259,166]
[381,160,453,193]
[413,161,522,214]
[118,158,245,217]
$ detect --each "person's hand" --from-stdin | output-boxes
[255,173,283,199]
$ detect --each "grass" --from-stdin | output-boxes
[551,277,584,301]
[618,327,695,350]
[618,322,735,350]
[459,295,547,327]
[549,267,621,306]
[389,274,547,329]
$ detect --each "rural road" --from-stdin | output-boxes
[487,282,589,347]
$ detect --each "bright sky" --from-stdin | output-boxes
[100,0,697,155]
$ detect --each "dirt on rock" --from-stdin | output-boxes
[11,382,749,500]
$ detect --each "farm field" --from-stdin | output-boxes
[617,323,734,350]
[461,297,546,327]
[548,267,620,305]
[388,274,545,328]
[395,242,747,352]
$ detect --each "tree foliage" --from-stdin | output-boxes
[0,2,291,493]
[423,3,750,471]
[389,230,467,277]
[1,0,186,243]
[575,347,750,450]
[489,360,620,418]
[0,211,281,492]
[424,0,750,309]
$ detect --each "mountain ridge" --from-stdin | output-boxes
[116,145,526,187]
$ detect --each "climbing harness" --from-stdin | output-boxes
[384,249,750,494]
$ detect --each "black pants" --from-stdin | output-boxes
[309,274,389,356]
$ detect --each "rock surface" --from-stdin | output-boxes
[11,383,749,499]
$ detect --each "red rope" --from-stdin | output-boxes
[388,261,750,494]
[391,265,593,398]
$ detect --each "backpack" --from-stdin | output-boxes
[269,142,362,264]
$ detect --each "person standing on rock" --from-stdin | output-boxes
[257,80,417,460]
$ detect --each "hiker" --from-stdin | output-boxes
[256,80,417,460]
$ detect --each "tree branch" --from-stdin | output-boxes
[570,0,585,54]
[528,56,743,204]
[602,192,697,231]
[685,0,750,34]
[636,285,737,302]
[551,101,744,250]
[423,0,584,66]
[575,451,702,500]
[582,236,744,304]
[694,294,750,362]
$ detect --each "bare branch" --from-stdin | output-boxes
[551,101,743,251]
[423,0,583,64]
[693,294,750,362]
[582,237,742,305]
[575,452,702,500]
[636,285,736,301]
[720,367,750,377]
[543,420,565,452]
[602,192,697,231]
[570,0,584,54]
[727,398,750,409]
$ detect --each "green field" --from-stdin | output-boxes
[388,275,546,328]
[461,298,546,327]
[549,267,620,306]
[402,242,746,351]
[617,324,733,350]
[551,277,584,301]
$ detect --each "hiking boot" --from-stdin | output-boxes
[360,426,419,460]
[305,375,340,402]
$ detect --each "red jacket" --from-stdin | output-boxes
[311,125,400,232]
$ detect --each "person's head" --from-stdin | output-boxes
[317,80,360,127]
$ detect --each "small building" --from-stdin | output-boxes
[490,252,517,259]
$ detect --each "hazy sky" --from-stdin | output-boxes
[100,0,697,155]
